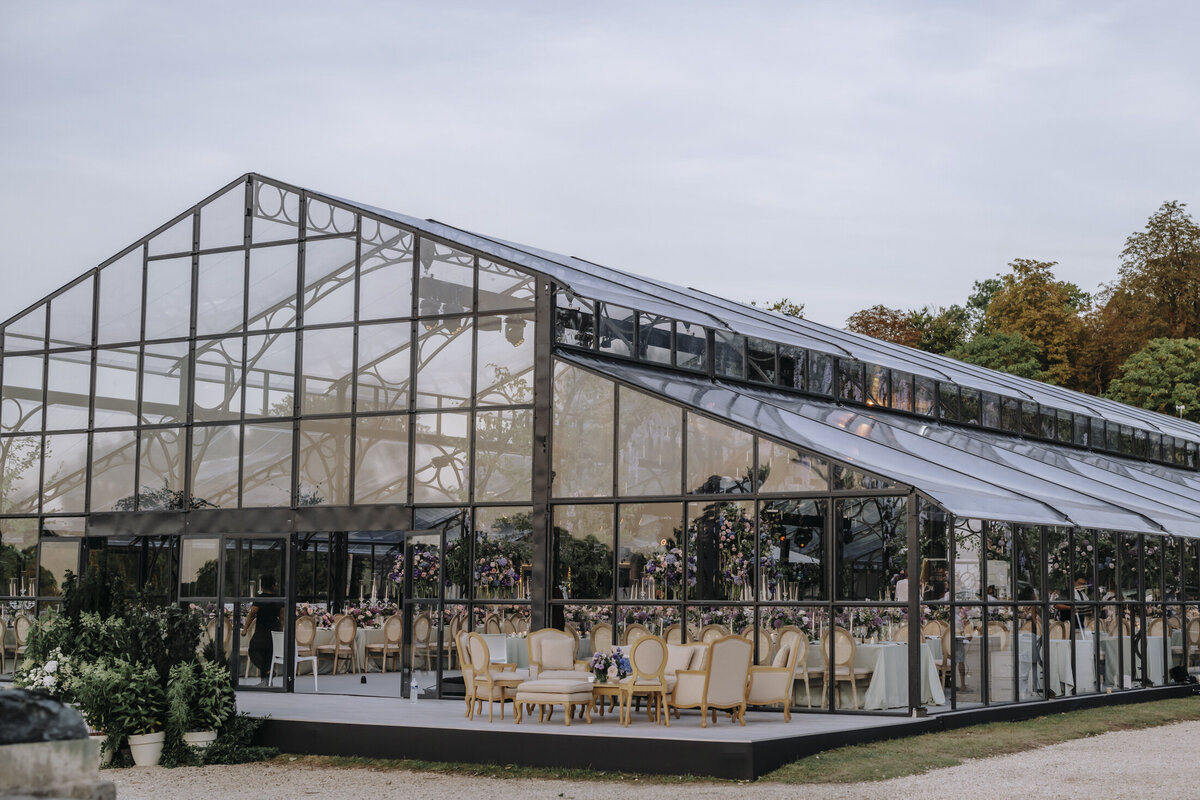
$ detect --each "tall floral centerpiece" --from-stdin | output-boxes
[642,547,694,600]
[474,535,527,599]
[391,544,441,598]
[714,503,756,601]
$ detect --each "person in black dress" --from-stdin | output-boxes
[242,574,284,686]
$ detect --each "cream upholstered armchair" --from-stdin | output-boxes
[526,628,589,680]
[746,627,803,720]
[668,635,752,727]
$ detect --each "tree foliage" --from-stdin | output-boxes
[946,332,1045,379]
[1105,338,1200,422]
[753,297,806,318]
[1117,201,1200,339]
[845,304,921,348]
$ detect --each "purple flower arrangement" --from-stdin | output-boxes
[589,647,632,683]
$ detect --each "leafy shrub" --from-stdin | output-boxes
[202,713,278,765]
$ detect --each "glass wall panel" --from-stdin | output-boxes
[0,518,38,597]
[303,236,357,326]
[200,184,246,250]
[986,605,1017,703]
[686,414,753,495]
[552,362,613,498]
[561,605,612,651]
[41,433,88,513]
[1016,605,1044,700]
[191,424,241,508]
[474,408,531,503]
[144,256,192,341]
[1144,535,1164,602]
[778,344,805,391]
[297,417,350,506]
[687,499,755,602]
[300,326,353,415]
[472,507,533,601]
[637,314,671,365]
[180,537,220,596]
[97,249,144,345]
[243,331,296,418]
[2,305,46,353]
[598,304,634,358]
[148,215,193,257]
[38,539,80,598]
[952,517,983,602]
[415,319,473,410]
[247,243,299,330]
[251,181,300,243]
[0,435,41,514]
[865,364,889,407]
[45,350,92,431]
[675,322,707,371]
[685,605,751,642]
[413,411,470,503]
[619,502,685,601]
[757,439,829,493]
[960,387,981,426]
[418,239,474,323]
[553,293,594,348]
[196,250,246,336]
[919,506,950,603]
[617,387,681,497]
[981,392,1000,428]
[1046,527,1071,601]
[137,427,185,509]
[353,415,408,505]
[305,199,356,237]
[832,465,896,491]
[713,332,745,379]
[193,337,242,422]
[48,278,93,349]
[838,360,865,404]
[620,605,680,641]
[356,322,410,414]
[761,498,827,601]
[141,341,189,425]
[359,222,413,321]
[242,421,293,507]
[476,313,534,405]
[747,338,776,384]
[1120,534,1139,601]
[552,504,614,601]
[89,429,137,512]
[477,259,534,312]
[1,355,44,434]
[93,347,139,429]
[914,375,935,416]
[835,496,907,602]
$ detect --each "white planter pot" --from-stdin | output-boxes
[127,731,165,767]
[183,730,218,749]
[89,734,113,767]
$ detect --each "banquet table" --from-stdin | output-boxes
[803,639,945,710]
[310,627,388,674]
[1046,636,1096,695]
[1099,634,1166,686]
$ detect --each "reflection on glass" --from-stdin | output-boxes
[418,239,474,318]
[835,496,907,602]
[713,332,745,379]
[474,409,531,502]
[297,417,350,506]
[758,440,828,493]
[359,222,414,321]
[477,259,534,312]
[617,387,681,496]
[687,499,755,602]
[952,516,983,602]
[137,427,186,510]
[38,540,81,597]
[686,415,753,494]
[354,415,408,505]
[0,435,41,514]
[193,337,243,422]
[300,327,353,415]
[985,606,1016,704]
[0,518,38,591]
[196,250,246,336]
[357,323,410,413]
[303,237,357,326]
[552,362,613,497]
[45,351,92,431]
[552,504,614,601]
[191,424,241,508]
[619,503,685,601]
[42,433,88,513]
[476,314,534,406]
[413,411,470,503]
[761,498,827,601]
[89,429,136,512]
[48,278,93,348]
[181,538,220,596]
[598,304,634,358]
[473,507,533,601]
[242,421,293,507]
[415,319,473,409]
[987,523,1014,601]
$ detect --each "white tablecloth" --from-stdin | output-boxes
[310,628,386,673]
[1100,634,1165,686]
[1046,637,1095,695]
[804,640,945,710]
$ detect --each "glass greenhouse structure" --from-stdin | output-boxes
[4,173,1200,715]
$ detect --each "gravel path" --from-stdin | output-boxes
[108,720,1200,800]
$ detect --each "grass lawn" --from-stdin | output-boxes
[277,696,1200,785]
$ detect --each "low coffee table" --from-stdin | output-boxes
[591,680,623,719]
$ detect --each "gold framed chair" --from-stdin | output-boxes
[890,623,909,643]
[620,635,670,726]
[365,614,403,672]
[668,635,752,727]
[590,622,614,655]
[316,614,358,675]
[747,627,803,721]
[820,626,873,710]
[777,625,815,708]
[663,623,683,645]
[739,625,774,664]
[699,623,729,644]
[622,623,650,646]
[467,632,519,722]
[412,611,434,670]
[484,614,502,634]
[526,628,589,680]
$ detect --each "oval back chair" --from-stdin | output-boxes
[623,623,650,646]
[590,622,613,654]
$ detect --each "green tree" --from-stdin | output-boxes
[752,298,805,318]
[1117,201,1200,339]
[909,305,970,354]
[845,304,921,348]
[1105,338,1200,422]
[946,332,1045,379]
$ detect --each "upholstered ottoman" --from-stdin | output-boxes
[512,679,594,725]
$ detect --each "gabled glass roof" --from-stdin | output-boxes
[561,350,1200,538]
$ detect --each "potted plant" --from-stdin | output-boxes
[110,661,166,767]
[70,661,120,767]
[168,661,234,749]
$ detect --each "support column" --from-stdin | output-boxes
[530,278,555,630]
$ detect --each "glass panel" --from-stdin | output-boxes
[48,278,93,348]
[200,184,247,250]
[757,439,829,493]
[686,414,753,494]
[180,537,220,597]
[1144,536,1163,602]
[914,375,935,416]
[1013,525,1041,605]
[89,429,136,512]
[838,360,865,404]
[1046,526,1071,601]
[353,415,408,505]
[474,408,532,502]
[144,256,192,340]
[418,239,474,316]
[193,337,243,422]
[674,322,707,371]
[251,181,300,243]
[598,304,635,358]
[302,236,357,326]
[413,411,470,503]
[472,507,533,601]
[778,344,805,391]
[561,604,612,647]
[637,314,672,365]
[937,383,960,422]
[38,540,80,598]
[552,503,614,601]
[1075,416,1090,448]
[0,518,38,597]
[985,606,1017,704]
[618,387,682,496]
[305,198,355,237]
[1016,610,1044,700]
[713,332,745,379]
[247,243,299,330]
[415,319,473,409]
[835,496,907,602]
[747,338,776,384]
[619,502,685,601]
[477,259,534,312]
[3,305,47,352]
[195,250,246,336]
[359,222,414,321]
[141,341,189,425]
[981,392,1000,428]
[687,499,755,601]
[1021,402,1040,438]
[552,361,613,498]
[761,498,827,601]
[1056,411,1074,445]
[619,605,680,641]
[45,350,92,431]
[919,506,950,603]
[865,364,889,407]
[953,517,984,603]
[243,331,296,418]
[1120,534,1139,601]
[1000,397,1020,433]
[300,326,354,415]
[1185,540,1199,602]
[148,215,194,256]
[93,347,139,429]
[191,424,241,508]
[297,417,350,506]
[553,292,594,348]
[476,313,534,406]
[685,605,752,644]
[805,352,832,396]
[42,432,88,513]
[1040,409,1057,440]
[960,387,981,425]
[242,421,293,507]
[356,322,410,413]
[832,465,897,491]
[137,427,186,509]
[2,355,44,433]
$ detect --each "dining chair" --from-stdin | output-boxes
[12,614,32,666]
[500,616,517,635]
[295,614,318,667]
[623,623,650,646]
[590,622,613,654]
[987,621,1011,651]
[739,625,774,664]
[240,618,256,678]
[467,632,519,722]
[777,625,815,708]
[747,627,803,720]
[890,623,908,643]
[484,614,502,634]
[622,635,670,726]
[316,614,358,675]
[1147,617,1165,637]
[1188,619,1200,668]
[268,629,319,690]
[699,624,729,644]
[669,635,752,727]
[365,614,403,672]
[1048,621,1069,639]
[412,611,434,671]
[663,623,683,645]
[820,626,873,710]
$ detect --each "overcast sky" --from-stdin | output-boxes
[2,1,1198,330]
